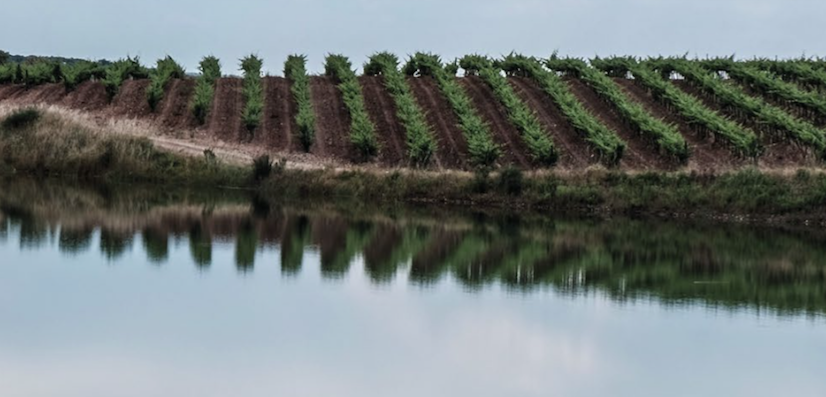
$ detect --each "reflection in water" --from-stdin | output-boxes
[1,183,826,318]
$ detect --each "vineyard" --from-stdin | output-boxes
[2,53,826,171]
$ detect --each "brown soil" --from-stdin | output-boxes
[613,78,744,172]
[309,76,355,162]
[407,76,468,169]
[110,79,151,119]
[208,78,243,143]
[157,79,197,131]
[359,76,407,166]
[0,85,30,103]
[61,81,108,112]
[671,80,813,168]
[509,77,596,170]
[459,76,531,168]
[12,84,67,105]
[564,76,673,170]
[258,77,299,152]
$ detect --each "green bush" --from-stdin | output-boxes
[252,155,273,181]
[1,108,41,131]
[365,52,437,167]
[284,55,316,151]
[240,55,264,134]
[63,61,107,91]
[497,166,524,196]
[146,56,186,112]
[325,54,379,158]
[192,56,221,125]
[405,52,500,168]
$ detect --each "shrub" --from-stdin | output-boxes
[252,155,273,181]
[147,56,186,112]
[1,108,41,131]
[497,166,524,196]
[63,61,106,91]
[284,55,316,151]
[240,55,264,134]
[192,56,221,124]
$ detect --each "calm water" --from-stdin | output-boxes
[0,180,824,397]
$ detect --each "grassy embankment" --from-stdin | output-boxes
[3,106,826,220]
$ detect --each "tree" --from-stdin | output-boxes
[0,50,9,65]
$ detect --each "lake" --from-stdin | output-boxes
[0,178,824,397]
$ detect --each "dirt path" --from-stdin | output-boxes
[564,76,671,170]
[671,80,813,168]
[459,76,531,168]
[509,77,595,170]
[259,77,297,151]
[208,78,243,143]
[408,76,467,169]
[613,78,744,172]
[309,76,355,162]
[360,76,407,167]
[157,79,197,131]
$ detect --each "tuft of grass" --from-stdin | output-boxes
[147,56,186,112]
[240,55,264,135]
[364,52,437,167]
[192,56,222,125]
[1,108,42,131]
[497,166,524,196]
[284,55,316,152]
[325,54,379,158]
[252,155,273,181]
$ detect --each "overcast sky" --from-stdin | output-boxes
[2,0,823,74]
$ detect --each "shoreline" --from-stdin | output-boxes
[1,105,826,227]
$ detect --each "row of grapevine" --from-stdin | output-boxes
[590,58,761,157]
[284,55,316,152]
[702,58,826,120]
[364,52,437,167]
[240,55,264,134]
[459,55,558,165]
[192,56,221,125]
[498,54,625,165]
[325,54,379,158]
[546,57,689,161]
[146,56,186,112]
[403,52,500,168]
[748,59,826,92]
[653,58,826,157]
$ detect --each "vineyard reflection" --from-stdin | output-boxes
[2,180,826,318]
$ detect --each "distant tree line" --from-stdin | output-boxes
[0,49,110,66]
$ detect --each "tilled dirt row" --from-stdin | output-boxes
[0,75,805,171]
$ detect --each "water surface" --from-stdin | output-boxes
[0,180,824,397]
